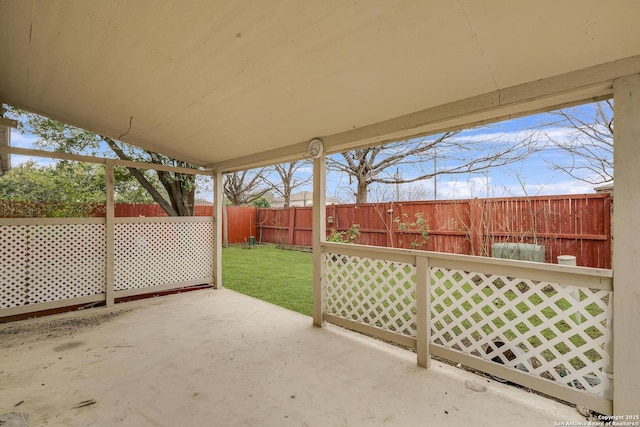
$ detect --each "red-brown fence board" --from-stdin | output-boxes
[224,206,257,244]
[292,208,312,247]
[257,208,291,245]
[0,201,212,218]
[254,194,612,268]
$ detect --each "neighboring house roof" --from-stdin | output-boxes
[594,182,613,193]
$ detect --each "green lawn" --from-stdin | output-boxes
[222,244,313,316]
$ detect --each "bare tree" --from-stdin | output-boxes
[223,169,270,206]
[542,100,613,185]
[263,161,312,208]
[328,130,537,203]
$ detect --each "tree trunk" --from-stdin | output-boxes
[356,179,368,204]
[157,172,195,216]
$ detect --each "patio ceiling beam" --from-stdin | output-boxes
[210,55,640,173]
[0,146,211,176]
[0,117,18,128]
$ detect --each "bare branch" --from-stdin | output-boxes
[542,100,613,185]
[223,169,270,206]
[328,128,536,203]
[263,161,312,207]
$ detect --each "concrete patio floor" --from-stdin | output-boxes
[0,288,585,426]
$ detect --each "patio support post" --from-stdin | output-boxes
[105,159,115,307]
[612,73,640,414]
[312,154,326,327]
[213,171,223,289]
[416,255,431,368]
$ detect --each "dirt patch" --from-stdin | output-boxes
[0,307,132,348]
[53,341,85,352]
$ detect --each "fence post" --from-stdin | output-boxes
[288,207,296,246]
[105,160,115,307]
[385,202,392,248]
[468,198,484,256]
[394,202,401,248]
[416,255,431,368]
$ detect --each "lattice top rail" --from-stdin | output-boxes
[321,242,613,290]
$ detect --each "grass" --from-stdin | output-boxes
[222,244,313,316]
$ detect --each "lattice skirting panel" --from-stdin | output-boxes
[430,267,612,397]
[0,224,107,308]
[324,252,417,337]
[114,222,214,291]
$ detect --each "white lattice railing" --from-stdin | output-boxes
[1,217,214,316]
[321,241,613,415]
[0,219,107,309]
[325,253,417,338]
[114,217,214,293]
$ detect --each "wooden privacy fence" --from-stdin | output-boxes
[0,202,214,218]
[257,194,612,268]
[0,202,256,245]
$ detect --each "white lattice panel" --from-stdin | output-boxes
[325,253,417,337]
[114,222,213,290]
[430,267,612,397]
[1,224,106,308]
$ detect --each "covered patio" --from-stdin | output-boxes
[1,0,640,420]
[1,288,581,426]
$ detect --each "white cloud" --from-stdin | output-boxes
[9,131,37,149]
[439,176,595,199]
[507,180,594,196]
[440,177,493,199]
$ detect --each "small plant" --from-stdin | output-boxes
[326,223,360,243]
[394,212,430,249]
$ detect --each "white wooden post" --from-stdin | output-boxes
[312,154,326,327]
[105,160,115,306]
[612,74,640,413]
[213,171,224,289]
[416,255,431,368]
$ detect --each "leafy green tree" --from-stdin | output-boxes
[0,160,105,217]
[113,166,161,203]
[251,196,271,208]
[8,108,198,216]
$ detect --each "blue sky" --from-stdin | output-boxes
[314,102,610,202]
[8,101,611,203]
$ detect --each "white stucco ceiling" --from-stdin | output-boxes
[0,1,639,169]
